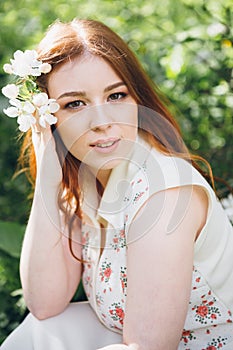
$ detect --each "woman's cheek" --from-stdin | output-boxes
[55,113,88,151]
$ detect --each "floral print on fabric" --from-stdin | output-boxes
[81,156,233,347]
[82,167,149,332]
[109,302,125,326]
[110,228,126,252]
[179,268,233,349]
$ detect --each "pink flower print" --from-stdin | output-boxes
[81,230,90,257]
[109,302,125,325]
[133,191,145,204]
[194,302,222,324]
[181,329,196,344]
[202,336,228,349]
[183,330,191,336]
[120,229,125,239]
[81,230,89,245]
[211,314,217,320]
[99,260,112,283]
[110,230,126,251]
[104,267,112,279]
[115,307,125,322]
[197,305,209,318]
[96,293,104,307]
[120,266,127,296]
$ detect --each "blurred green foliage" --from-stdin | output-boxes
[0,0,232,344]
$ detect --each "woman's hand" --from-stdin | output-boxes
[20,124,82,319]
[31,124,63,188]
[97,343,139,350]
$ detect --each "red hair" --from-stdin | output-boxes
[19,19,214,229]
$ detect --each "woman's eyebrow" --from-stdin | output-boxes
[103,81,126,92]
[57,81,126,100]
[57,91,86,100]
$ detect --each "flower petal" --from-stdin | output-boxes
[48,101,60,113]
[44,113,57,125]
[3,106,19,118]
[18,123,31,132]
[10,50,42,77]
[23,101,35,113]
[2,84,19,99]
[38,113,57,127]
[13,50,24,60]
[9,99,22,108]
[3,63,13,74]
[33,92,48,107]
[40,63,52,74]
[18,114,36,132]
[38,115,46,128]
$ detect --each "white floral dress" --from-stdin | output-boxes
[80,136,233,349]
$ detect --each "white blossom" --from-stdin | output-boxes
[4,99,36,132]
[3,105,19,118]
[2,49,58,132]
[18,114,37,132]
[40,63,52,74]
[11,50,39,77]
[39,113,57,128]
[2,84,19,99]
[4,50,52,78]
[3,63,14,74]
[33,92,49,107]
[36,97,59,128]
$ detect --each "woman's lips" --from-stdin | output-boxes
[90,138,120,153]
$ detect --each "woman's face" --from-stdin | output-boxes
[48,55,138,185]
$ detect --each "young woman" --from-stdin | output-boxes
[2,19,233,350]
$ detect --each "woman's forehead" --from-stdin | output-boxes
[47,55,123,98]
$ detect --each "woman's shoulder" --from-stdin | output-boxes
[140,143,213,197]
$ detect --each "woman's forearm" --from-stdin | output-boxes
[20,184,82,319]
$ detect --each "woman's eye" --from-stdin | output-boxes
[108,92,127,101]
[64,100,85,109]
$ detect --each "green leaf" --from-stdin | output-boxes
[25,78,37,93]
[0,221,25,258]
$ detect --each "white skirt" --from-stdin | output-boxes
[1,302,122,350]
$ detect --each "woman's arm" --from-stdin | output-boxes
[123,185,208,350]
[20,127,82,320]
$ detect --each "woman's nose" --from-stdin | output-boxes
[89,105,112,131]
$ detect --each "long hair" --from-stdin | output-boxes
[19,19,214,240]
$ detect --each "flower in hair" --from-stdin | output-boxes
[2,49,59,132]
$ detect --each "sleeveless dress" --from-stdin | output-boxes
[80,135,233,349]
[2,135,233,349]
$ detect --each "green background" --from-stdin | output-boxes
[0,0,232,343]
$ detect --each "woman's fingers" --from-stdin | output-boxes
[31,125,63,187]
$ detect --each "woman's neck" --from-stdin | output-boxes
[95,168,112,189]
